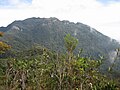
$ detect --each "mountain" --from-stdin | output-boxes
[0,17,120,58]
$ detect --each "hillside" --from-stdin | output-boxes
[0,17,120,89]
[0,17,120,58]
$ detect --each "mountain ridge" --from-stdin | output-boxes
[0,17,120,58]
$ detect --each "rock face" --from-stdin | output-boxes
[0,17,120,58]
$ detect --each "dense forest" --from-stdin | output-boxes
[0,17,119,59]
[0,32,120,90]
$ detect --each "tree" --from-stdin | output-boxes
[0,32,11,54]
[64,34,78,61]
[0,33,119,90]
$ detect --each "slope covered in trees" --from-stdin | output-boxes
[0,17,119,59]
[0,34,119,90]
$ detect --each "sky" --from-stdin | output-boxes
[0,0,120,41]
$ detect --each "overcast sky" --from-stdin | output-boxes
[0,0,120,41]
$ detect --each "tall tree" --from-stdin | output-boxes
[64,34,78,61]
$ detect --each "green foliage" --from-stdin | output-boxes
[0,41,11,54]
[0,32,3,37]
[0,17,119,59]
[0,33,119,90]
[0,32,11,54]
[64,34,78,53]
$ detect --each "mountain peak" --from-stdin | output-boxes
[0,17,119,58]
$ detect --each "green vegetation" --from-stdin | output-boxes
[0,32,11,54]
[0,34,119,90]
[1,17,120,77]
[0,17,119,59]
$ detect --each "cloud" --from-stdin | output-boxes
[0,0,31,8]
[0,0,120,40]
